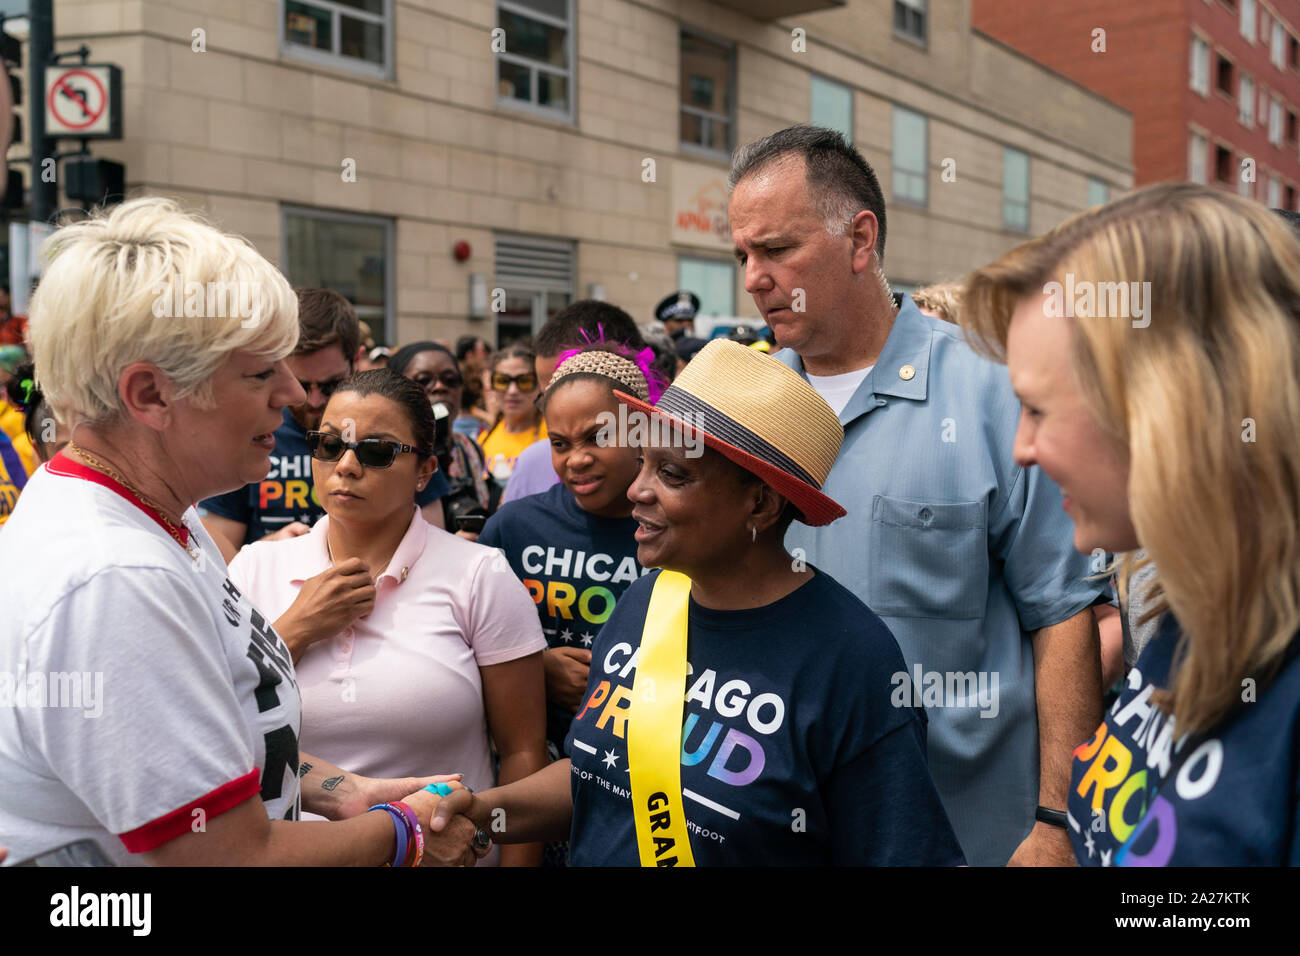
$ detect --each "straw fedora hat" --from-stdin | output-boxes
[613,339,845,526]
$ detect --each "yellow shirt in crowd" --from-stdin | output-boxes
[0,401,38,478]
[479,419,548,482]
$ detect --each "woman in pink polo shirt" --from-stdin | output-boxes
[230,369,549,866]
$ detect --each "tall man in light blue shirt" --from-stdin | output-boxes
[728,125,1107,866]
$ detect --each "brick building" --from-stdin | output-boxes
[6,0,1131,346]
[973,0,1300,209]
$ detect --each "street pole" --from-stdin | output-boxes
[28,0,54,224]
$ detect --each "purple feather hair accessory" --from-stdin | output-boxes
[553,329,667,404]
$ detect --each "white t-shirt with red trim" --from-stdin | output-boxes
[0,453,302,866]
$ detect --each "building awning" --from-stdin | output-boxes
[712,0,847,19]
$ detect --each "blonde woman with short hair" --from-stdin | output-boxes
[963,181,1300,866]
[0,198,482,867]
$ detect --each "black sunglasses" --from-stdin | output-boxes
[412,370,463,389]
[306,431,426,468]
[298,376,347,398]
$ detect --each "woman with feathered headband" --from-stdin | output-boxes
[480,342,663,865]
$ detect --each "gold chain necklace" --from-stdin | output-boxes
[325,532,391,583]
[69,441,200,560]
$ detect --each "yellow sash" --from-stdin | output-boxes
[628,570,696,867]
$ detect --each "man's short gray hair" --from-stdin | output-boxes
[728,124,888,259]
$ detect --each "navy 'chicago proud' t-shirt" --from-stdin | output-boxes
[1069,615,1300,866]
[479,482,646,748]
[564,568,966,866]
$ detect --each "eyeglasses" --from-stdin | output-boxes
[491,372,537,392]
[412,370,463,389]
[297,377,347,398]
[306,431,425,468]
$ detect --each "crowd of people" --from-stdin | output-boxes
[0,123,1297,867]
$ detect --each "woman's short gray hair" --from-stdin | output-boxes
[28,197,299,427]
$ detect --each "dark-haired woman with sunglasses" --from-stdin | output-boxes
[229,369,549,866]
[479,346,546,494]
[388,342,490,532]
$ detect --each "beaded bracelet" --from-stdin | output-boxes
[388,801,424,867]
[368,803,410,867]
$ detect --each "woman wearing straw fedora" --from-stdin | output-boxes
[429,340,965,865]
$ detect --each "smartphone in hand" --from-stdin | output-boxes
[454,514,487,535]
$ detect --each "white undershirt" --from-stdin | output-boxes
[805,366,873,416]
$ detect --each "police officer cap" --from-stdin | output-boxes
[655,290,700,323]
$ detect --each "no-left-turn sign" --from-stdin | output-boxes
[45,64,122,139]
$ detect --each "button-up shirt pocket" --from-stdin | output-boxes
[868,495,989,620]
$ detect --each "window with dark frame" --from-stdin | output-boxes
[283,208,392,346]
[1287,184,1297,209]
[283,0,388,74]
[1087,177,1109,207]
[1189,131,1209,183]
[1191,35,1211,95]
[496,0,572,119]
[1217,53,1234,95]
[1288,109,1298,144]
[493,234,574,346]
[1002,146,1030,232]
[810,74,853,143]
[893,0,926,44]
[1215,144,1233,183]
[892,105,928,206]
[680,31,735,155]
[678,258,735,318]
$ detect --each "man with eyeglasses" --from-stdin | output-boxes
[200,288,449,562]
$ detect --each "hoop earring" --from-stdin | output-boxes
[750,525,756,544]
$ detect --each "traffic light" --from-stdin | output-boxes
[0,23,17,209]
[2,27,18,149]
[1,30,19,67]
[64,155,125,205]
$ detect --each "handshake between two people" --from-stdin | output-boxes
[347,772,489,868]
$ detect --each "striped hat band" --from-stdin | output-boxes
[613,339,846,526]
